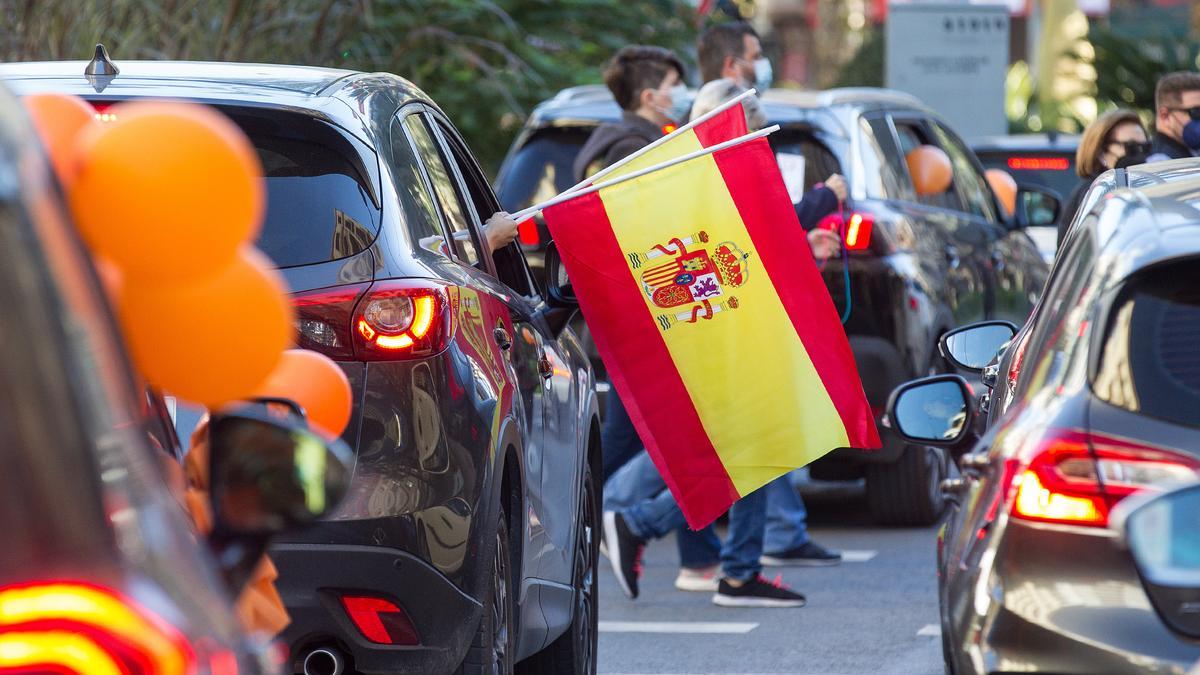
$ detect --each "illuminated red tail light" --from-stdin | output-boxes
[0,581,196,675]
[339,595,419,646]
[292,280,453,361]
[1006,430,1200,527]
[1007,156,1070,171]
[817,212,874,252]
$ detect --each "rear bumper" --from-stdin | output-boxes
[272,543,480,675]
[949,520,1200,674]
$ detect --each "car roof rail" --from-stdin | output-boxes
[762,87,927,110]
[550,84,614,105]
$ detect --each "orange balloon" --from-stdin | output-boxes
[985,168,1018,217]
[906,145,953,196]
[254,349,353,437]
[117,247,294,406]
[70,101,264,282]
[23,93,96,183]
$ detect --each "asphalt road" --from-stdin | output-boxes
[596,479,945,675]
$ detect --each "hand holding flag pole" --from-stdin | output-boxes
[510,89,761,223]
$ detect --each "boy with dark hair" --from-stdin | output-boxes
[573,45,687,182]
[1149,71,1200,162]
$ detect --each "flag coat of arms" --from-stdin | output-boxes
[543,106,881,529]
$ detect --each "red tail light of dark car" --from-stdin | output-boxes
[0,581,202,675]
[293,280,454,361]
[1004,429,1200,527]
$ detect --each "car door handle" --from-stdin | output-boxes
[493,327,512,351]
[537,355,553,379]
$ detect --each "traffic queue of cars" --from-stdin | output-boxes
[2,53,601,675]
[887,157,1200,672]
[497,84,1057,526]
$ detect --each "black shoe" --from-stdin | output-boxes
[712,575,807,608]
[603,511,645,599]
[761,540,842,567]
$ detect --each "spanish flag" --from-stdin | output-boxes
[543,109,880,529]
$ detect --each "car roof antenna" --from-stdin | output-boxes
[84,43,119,92]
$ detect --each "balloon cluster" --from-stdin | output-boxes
[23,93,351,437]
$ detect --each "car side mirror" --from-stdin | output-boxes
[1015,184,1062,229]
[1111,482,1200,640]
[886,375,974,448]
[540,241,578,334]
[938,321,1018,373]
[207,400,352,590]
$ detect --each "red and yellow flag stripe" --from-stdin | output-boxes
[546,109,879,528]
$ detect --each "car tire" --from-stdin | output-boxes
[517,457,599,675]
[459,510,516,675]
[865,445,947,526]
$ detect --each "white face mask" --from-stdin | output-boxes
[652,83,690,124]
[753,58,773,91]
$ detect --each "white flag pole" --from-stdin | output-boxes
[518,125,779,217]
[511,88,757,222]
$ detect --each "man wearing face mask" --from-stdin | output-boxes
[691,22,847,258]
[573,46,687,186]
[1147,72,1200,163]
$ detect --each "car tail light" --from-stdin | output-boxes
[293,283,370,359]
[0,581,196,675]
[818,212,874,252]
[1006,430,1200,527]
[291,280,453,361]
[517,217,540,246]
[339,595,419,645]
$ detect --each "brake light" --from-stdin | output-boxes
[0,581,195,675]
[517,217,540,246]
[291,280,453,361]
[90,101,118,123]
[1007,157,1070,171]
[339,596,419,645]
[818,212,874,252]
[1007,430,1200,527]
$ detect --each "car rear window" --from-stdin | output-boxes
[1093,261,1200,428]
[976,150,1080,200]
[226,109,381,268]
[497,128,593,213]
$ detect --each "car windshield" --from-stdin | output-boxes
[1093,260,1200,429]
[976,150,1081,200]
[226,109,382,268]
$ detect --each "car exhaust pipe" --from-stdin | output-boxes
[302,648,344,675]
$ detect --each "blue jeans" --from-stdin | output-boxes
[676,471,811,566]
[621,467,768,582]
[601,391,643,482]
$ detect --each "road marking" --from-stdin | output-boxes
[598,620,758,634]
[841,549,878,562]
[917,624,941,637]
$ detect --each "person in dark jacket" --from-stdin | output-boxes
[1147,72,1200,163]
[1057,109,1148,245]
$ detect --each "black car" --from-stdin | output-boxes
[888,169,1200,673]
[497,84,1054,525]
[0,80,351,675]
[2,56,602,675]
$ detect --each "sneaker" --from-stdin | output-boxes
[712,575,807,608]
[674,565,720,592]
[602,511,645,599]
[761,541,842,567]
